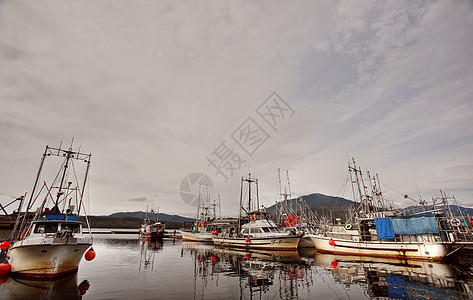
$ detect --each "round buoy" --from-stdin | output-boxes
[245,237,250,243]
[85,247,96,261]
[328,238,335,246]
[331,261,338,269]
[210,255,217,262]
[245,253,251,260]
[0,262,11,275]
[0,240,10,251]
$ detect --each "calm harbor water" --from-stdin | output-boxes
[1,232,473,299]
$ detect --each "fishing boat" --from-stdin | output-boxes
[307,158,459,261]
[138,207,165,239]
[6,143,94,278]
[182,186,220,242]
[213,174,302,251]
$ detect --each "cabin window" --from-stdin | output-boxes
[34,223,58,234]
[250,228,260,234]
[62,223,81,233]
[262,228,271,233]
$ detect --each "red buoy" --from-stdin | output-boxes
[245,253,251,260]
[0,262,11,275]
[245,237,250,243]
[210,255,217,262]
[0,240,10,251]
[328,238,335,246]
[331,261,338,269]
[85,247,96,261]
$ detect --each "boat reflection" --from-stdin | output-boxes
[313,253,473,299]
[181,242,314,299]
[0,272,90,299]
[139,237,163,273]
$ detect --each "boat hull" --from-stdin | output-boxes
[182,232,213,242]
[138,232,164,239]
[7,237,92,278]
[308,234,449,261]
[213,235,301,251]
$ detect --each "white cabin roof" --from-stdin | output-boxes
[242,219,277,229]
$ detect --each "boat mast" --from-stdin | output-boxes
[55,147,74,213]
[16,146,49,240]
[238,176,243,233]
[247,173,252,213]
[77,152,91,215]
[256,177,259,217]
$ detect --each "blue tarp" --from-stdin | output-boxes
[374,217,395,239]
[391,214,439,235]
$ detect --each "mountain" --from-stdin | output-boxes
[266,193,473,219]
[107,211,194,223]
[267,193,354,214]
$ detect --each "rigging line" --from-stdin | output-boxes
[380,183,419,204]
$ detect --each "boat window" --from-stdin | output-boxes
[250,228,260,234]
[262,228,271,233]
[62,223,81,233]
[34,223,58,234]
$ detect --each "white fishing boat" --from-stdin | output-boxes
[182,227,214,242]
[307,158,460,261]
[6,143,94,278]
[213,174,302,251]
[182,186,219,242]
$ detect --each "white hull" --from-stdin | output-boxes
[308,234,449,261]
[8,237,92,278]
[182,231,213,242]
[213,235,301,251]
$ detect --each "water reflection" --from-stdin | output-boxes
[182,242,473,299]
[312,254,473,299]
[182,242,316,299]
[0,272,90,299]
[139,237,163,272]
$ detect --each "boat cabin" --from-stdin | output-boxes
[240,219,284,237]
[27,220,83,238]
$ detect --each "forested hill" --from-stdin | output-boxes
[267,193,354,215]
[82,212,194,229]
[107,211,194,223]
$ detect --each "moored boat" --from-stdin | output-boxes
[182,186,220,242]
[7,217,92,278]
[213,174,302,250]
[213,218,302,250]
[6,143,95,278]
[138,207,166,239]
[307,158,457,261]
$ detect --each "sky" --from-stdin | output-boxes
[1,0,472,217]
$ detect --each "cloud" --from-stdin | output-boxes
[128,197,147,203]
[0,1,472,216]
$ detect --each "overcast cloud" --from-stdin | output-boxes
[1,0,472,217]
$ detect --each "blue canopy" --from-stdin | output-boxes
[391,214,439,235]
[374,217,395,239]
